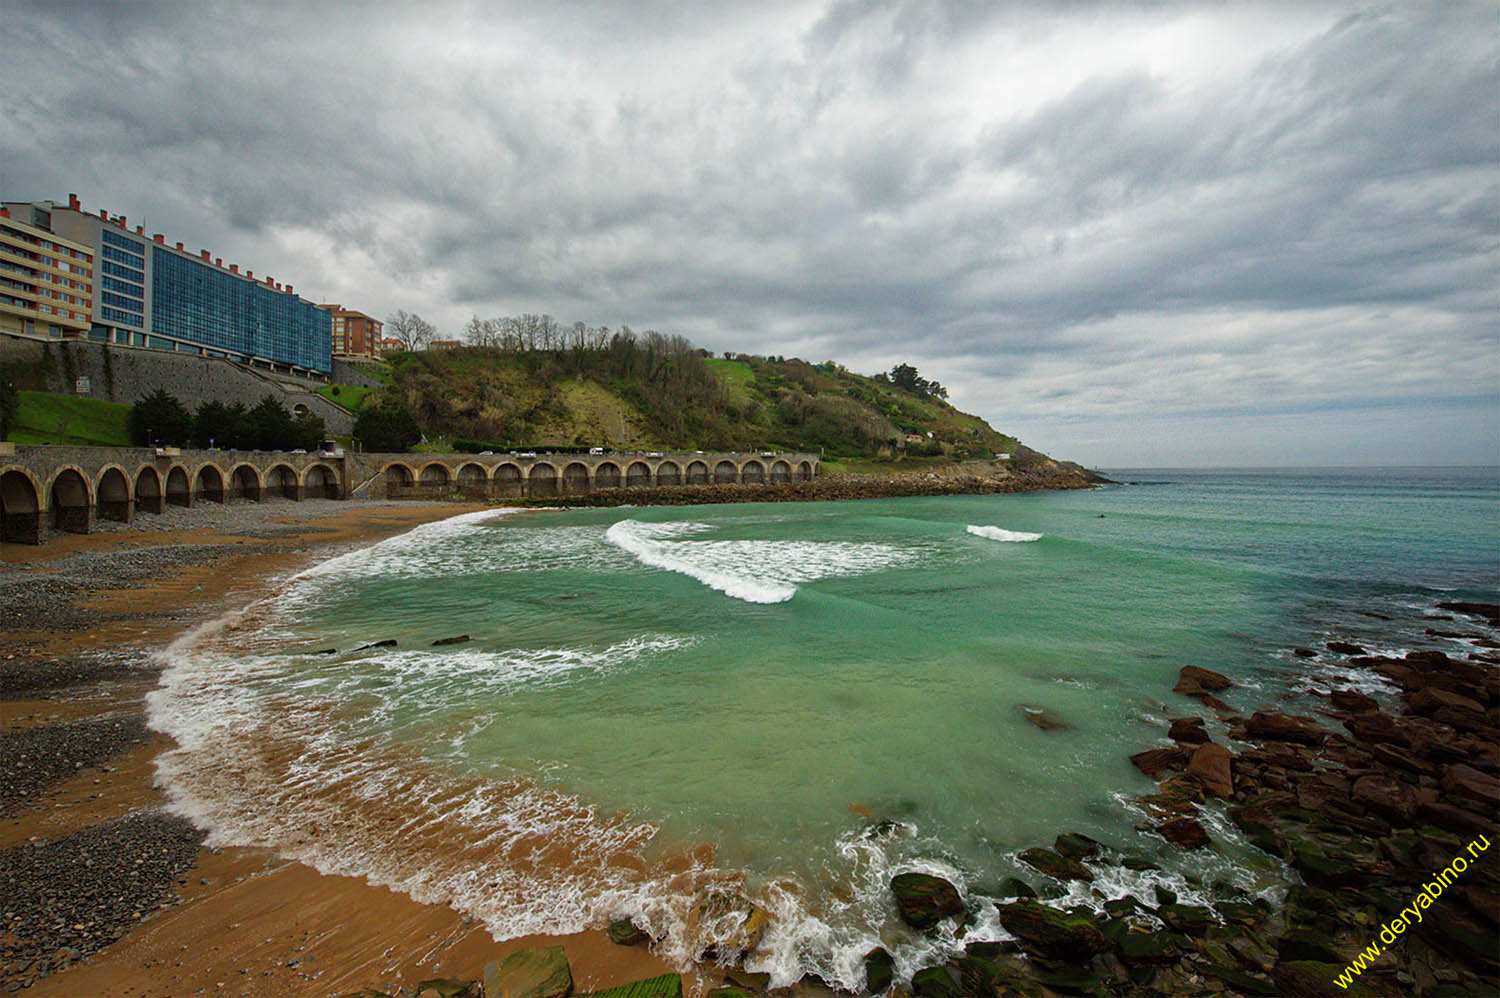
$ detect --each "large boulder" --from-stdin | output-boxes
[1441,763,1500,809]
[890,872,965,930]
[1130,746,1189,778]
[607,918,649,946]
[1187,742,1234,799]
[997,901,1107,962]
[415,980,476,998]
[1245,711,1327,746]
[1156,816,1210,849]
[1351,773,1418,823]
[687,890,771,959]
[862,947,894,994]
[1168,717,1210,744]
[482,946,572,998]
[1174,666,1232,696]
[1019,846,1094,882]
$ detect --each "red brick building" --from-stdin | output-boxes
[318,304,383,358]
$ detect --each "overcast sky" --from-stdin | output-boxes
[4,1,1496,467]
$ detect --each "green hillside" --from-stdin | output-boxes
[336,330,1047,467]
[9,391,132,446]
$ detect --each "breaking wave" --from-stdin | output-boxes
[604,520,916,603]
[966,525,1043,543]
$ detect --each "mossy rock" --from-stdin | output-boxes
[910,966,961,998]
[1273,960,1383,998]
[580,974,682,998]
[1115,930,1179,964]
[414,981,475,998]
[1018,847,1093,883]
[998,901,1107,962]
[708,989,759,998]
[607,917,650,946]
[482,946,572,998]
[1203,964,1276,995]
[863,947,894,994]
[1156,902,1214,936]
[890,872,965,930]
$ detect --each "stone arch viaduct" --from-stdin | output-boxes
[0,445,820,545]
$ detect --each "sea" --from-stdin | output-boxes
[146,467,1499,988]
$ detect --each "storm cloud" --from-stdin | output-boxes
[3,1,1495,465]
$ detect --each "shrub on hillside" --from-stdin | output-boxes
[0,369,17,441]
[127,389,193,446]
[191,400,249,449]
[354,400,422,452]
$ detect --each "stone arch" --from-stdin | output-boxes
[714,460,738,484]
[165,466,191,507]
[420,462,450,486]
[770,460,791,484]
[527,462,558,498]
[494,462,522,497]
[194,464,225,504]
[656,460,682,486]
[97,466,132,522]
[266,464,299,500]
[686,460,709,485]
[1,468,42,544]
[626,461,652,487]
[292,403,310,418]
[134,465,164,514]
[594,461,621,489]
[303,463,339,500]
[740,459,765,484]
[563,461,590,494]
[797,460,813,482]
[457,462,488,484]
[228,464,261,502]
[50,467,93,533]
[383,463,415,495]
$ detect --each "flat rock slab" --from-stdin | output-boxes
[483,945,572,998]
[577,973,682,998]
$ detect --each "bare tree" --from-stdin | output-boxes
[386,310,437,351]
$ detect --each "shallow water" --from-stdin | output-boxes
[147,467,1499,987]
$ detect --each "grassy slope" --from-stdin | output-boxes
[315,384,375,412]
[371,349,1039,467]
[10,391,132,446]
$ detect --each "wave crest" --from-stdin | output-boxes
[966,524,1043,543]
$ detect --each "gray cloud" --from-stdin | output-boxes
[2,0,1495,465]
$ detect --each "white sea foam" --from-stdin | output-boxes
[604,520,916,603]
[966,525,1043,543]
[294,508,517,583]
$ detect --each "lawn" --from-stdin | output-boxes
[703,357,757,405]
[316,384,375,411]
[9,391,133,446]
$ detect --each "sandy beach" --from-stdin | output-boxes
[0,499,679,997]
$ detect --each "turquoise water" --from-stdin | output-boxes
[149,468,1499,985]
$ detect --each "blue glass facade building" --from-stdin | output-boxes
[151,248,331,374]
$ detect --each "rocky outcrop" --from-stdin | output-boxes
[482,946,572,998]
[889,872,965,930]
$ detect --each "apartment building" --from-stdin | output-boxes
[0,205,94,339]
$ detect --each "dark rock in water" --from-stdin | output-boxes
[1120,855,1160,871]
[1230,805,1286,856]
[1351,773,1418,823]
[988,876,1036,899]
[1186,741,1234,799]
[1022,706,1068,731]
[1293,647,1317,658]
[1156,816,1210,849]
[1153,884,1177,906]
[1326,640,1366,656]
[1328,689,1378,714]
[1103,897,1139,918]
[1245,711,1326,745]
[607,917,649,946]
[862,947,894,994]
[1115,929,1180,964]
[1167,716,1209,744]
[1156,902,1214,936]
[861,819,909,840]
[909,966,960,998]
[890,872,965,930]
[431,634,471,647]
[997,900,1107,962]
[312,647,339,655]
[722,969,771,992]
[1173,665,1232,695]
[1019,846,1094,882]
[481,946,571,998]
[1129,746,1189,778]
[1436,600,1500,625]
[1053,832,1101,859]
[354,639,398,650]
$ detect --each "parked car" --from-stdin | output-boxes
[588,447,605,455]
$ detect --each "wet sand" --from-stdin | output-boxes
[1,501,680,997]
